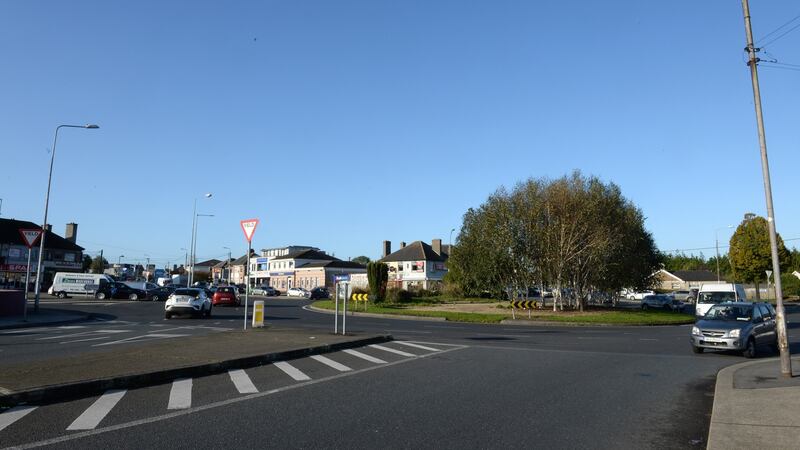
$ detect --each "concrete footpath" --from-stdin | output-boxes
[707,356,800,449]
[0,327,391,407]
[0,307,92,330]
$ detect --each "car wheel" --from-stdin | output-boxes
[165,312,172,320]
[96,292,107,300]
[57,291,67,299]
[205,305,212,318]
[692,345,704,354]
[743,338,758,359]
[129,293,139,301]
[629,295,635,301]
[151,295,159,302]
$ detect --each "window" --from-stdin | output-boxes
[397,264,403,272]
[64,252,76,262]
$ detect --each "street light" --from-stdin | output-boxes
[714,225,733,282]
[33,124,99,312]
[188,193,212,285]
[190,213,215,285]
[449,228,456,255]
[223,246,231,283]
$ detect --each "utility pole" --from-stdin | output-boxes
[99,249,103,274]
[741,0,792,377]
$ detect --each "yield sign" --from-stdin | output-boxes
[240,218,259,243]
[19,229,43,249]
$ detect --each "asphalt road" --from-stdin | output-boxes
[2,297,798,448]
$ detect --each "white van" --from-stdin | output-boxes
[695,283,747,317]
[48,272,114,298]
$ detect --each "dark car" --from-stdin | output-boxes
[641,294,673,311]
[309,287,331,300]
[690,302,778,358]
[95,282,149,301]
[212,286,240,306]
[148,286,175,302]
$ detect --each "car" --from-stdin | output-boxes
[669,290,692,302]
[691,302,777,358]
[287,287,310,298]
[641,294,673,311]
[252,285,279,296]
[95,282,149,300]
[309,287,330,300]
[212,286,240,306]
[165,288,212,319]
[627,290,655,301]
[695,283,747,317]
[148,285,175,302]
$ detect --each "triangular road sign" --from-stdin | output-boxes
[240,218,259,243]
[19,229,42,248]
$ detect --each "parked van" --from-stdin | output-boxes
[48,272,114,298]
[695,283,747,317]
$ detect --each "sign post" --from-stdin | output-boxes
[19,229,42,321]
[240,219,259,331]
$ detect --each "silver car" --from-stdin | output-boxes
[690,302,777,358]
[165,288,212,319]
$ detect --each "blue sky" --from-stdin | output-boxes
[1,1,799,267]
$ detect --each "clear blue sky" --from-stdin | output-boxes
[2,1,799,267]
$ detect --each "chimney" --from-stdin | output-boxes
[432,239,442,255]
[400,241,406,249]
[45,224,52,232]
[65,223,78,243]
[382,240,392,258]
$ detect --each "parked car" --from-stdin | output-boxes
[148,285,175,302]
[95,282,149,300]
[287,287,310,298]
[48,272,114,298]
[165,288,212,319]
[691,302,777,358]
[309,287,330,300]
[252,285,279,296]
[641,294,673,311]
[627,290,655,301]
[212,286,240,306]
[235,284,247,294]
[669,290,693,302]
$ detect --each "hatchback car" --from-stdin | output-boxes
[165,288,212,319]
[148,286,175,302]
[252,285,279,296]
[95,282,149,301]
[690,302,777,358]
[212,286,240,306]
[641,294,673,311]
[309,287,330,300]
[287,287,310,298]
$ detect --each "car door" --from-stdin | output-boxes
[750,306,765,345]
[757,304,776,344]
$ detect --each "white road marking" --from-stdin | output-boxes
[0,329,40,335]
[94,333,189,347]
[369,344,416,357]
[394,341,441,352]
[168,379,193,410]
[386,329,432,334]
[57,326,87,330]
[310,355,352,372]
[60,336,111,344]
[639,338,659,341]
[67,390,126,430]
[342,349,387,364]
[228,370,258,394]
[273,361,311,381]
[0,405,37,432]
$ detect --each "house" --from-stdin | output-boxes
[211,259,234,283]
[268,249,337,291]
[294,260,367,290]
[655,269,723,291]
[0,218,84,290]
[380,239,448,290]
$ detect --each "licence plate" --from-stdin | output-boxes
[177,298,189,303]
[703,337,721,343]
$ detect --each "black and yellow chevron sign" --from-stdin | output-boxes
[510,300,536,309]
[350,293,369,302]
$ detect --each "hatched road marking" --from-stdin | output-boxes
[273,362,311,381]
[342,349,387,364]
[228,370,258,394]
[369,344,416,357]
[395,341,441,352]
[310,355,352,372]
[67,390,126,431]
[0,406,37,432]
[167,379,193,410]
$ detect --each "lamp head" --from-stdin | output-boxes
[85,124,100,129]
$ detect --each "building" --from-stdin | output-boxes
[191,259,220,281]
[0,218,84,290]
[211,259,234,283]
[380,239,448,290]
[294,260,367,290]
[655,269,722,291]
[261,245,318,258]
[268,249,337,291]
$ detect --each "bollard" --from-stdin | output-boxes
[252,300,265,328]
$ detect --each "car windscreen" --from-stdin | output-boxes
[173,289,200,297]
[697,291,737,304]
[219,287,234,293]
[704,305,752,321]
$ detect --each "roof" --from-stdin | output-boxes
[296,261,367,270]
[670,270,721,282]
[271,249,337,261]
[0,218,84,251]
[195,259,221,267]
[380,241,446,263]
[212,259,234,269]
[231,254,250,265]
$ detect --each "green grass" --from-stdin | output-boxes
[311,300,696,325]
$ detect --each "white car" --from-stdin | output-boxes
[165,288,212,319]
[627,290,655,301]
[287,287,310,298]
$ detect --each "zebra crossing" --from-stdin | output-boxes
[0,341,463,446]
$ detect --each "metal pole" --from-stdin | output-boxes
[189,199,197,286]
[24,247,32,321]
[715,231,721,282]
[342,283,348,335]
[244,242,251,331]
[741,0,792,377]
[334,282,339,334]
[33,126,62,313]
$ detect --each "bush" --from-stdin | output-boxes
[386,288,414,303]
[781,273,800,297]
[414,289,440,298]
[352,287,369,295]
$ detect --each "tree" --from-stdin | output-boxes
[367,262,388,302]
[82,254,93,272]
[728,214,790,299]
[352,256,371,266]
[90,256,108,274]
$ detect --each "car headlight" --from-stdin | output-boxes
[728,329,740,338]
[692,326,701,336]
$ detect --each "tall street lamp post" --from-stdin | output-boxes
[449,228,456,254]
[188,194,212,286]
[190,213,214,285]
[223,246,231,283]
[33,124,99,312]
[714,225,733,282]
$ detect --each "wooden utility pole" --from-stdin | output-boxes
[741,0,792,377]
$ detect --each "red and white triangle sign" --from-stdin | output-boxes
[240,218,259,243]
[19,228,43,248]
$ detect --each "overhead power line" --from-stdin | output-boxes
[755,12,800,46]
